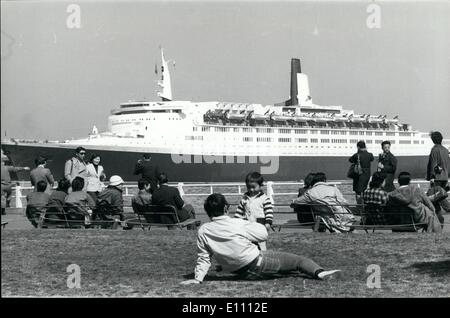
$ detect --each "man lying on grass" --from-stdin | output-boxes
[181,193,340,285]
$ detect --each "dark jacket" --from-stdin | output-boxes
[133,160,160,192]
[427,144,449,182]
[47,190,67,212]
[349,150,374,169]
[378,152,397,174]
[151,184,184,210]
[97,186,124,214]
[349,149,374,194]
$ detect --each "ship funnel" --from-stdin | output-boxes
[157,48,173,101]
[275,58,312,106]
[289,58,301,106]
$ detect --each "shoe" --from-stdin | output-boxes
[317,269,341,280]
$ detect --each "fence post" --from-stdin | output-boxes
[178,182,185,197]
[266,181,274,202]
[15,185,23,208]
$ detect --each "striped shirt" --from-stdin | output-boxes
[235,191,274,225]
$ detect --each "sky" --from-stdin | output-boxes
[1,0,449,140]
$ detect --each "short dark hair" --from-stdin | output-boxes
[430,131,443,145]
[303,172,316,188]
[245,172,264,186]
[89,154,101,163]
[369,172,385,189]
[311,172,327,185]
[56,178,71,193]
[204,193,229,218]
[357,141,366,149]
[36,180,47,192]
[398,172,411,186]
[157,173,168,184]
[143,153,151,159]
[34,156,47,166]
[138,178,149,190]
[75,147,86,154]
[381,140,391,148]
[71,177,85,191]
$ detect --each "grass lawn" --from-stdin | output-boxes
[2,229,449,297]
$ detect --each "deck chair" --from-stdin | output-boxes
[43,205,70,228]
[63,203,93,228]
[25,205,46,228]
[292,203,328,232]
[361,203,388,226]
[91,200,123,229]
[386,203,425,232]
[128,204,199,230]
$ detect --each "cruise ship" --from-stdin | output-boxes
[2,49,449,181]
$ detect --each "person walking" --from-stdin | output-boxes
[426,131,449,189]
[377,141,397,192]
[64,147,88,184]
[30,156,54,193]
[133,154,160,193]
[349,141,374,203]
[85,154,106,203]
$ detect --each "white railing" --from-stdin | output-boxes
[10,180,430,208]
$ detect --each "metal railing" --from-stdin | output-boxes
[10,179,431,208]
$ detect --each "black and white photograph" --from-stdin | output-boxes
[1,0,449,303]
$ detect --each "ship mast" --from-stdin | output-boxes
[157,48,173,101]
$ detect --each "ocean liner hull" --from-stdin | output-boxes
[2,143,429,182]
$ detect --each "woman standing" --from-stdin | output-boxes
[349,141,374,203]
[86,154,106,203]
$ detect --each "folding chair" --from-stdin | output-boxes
[128,204,199,230]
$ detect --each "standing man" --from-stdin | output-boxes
[377,141,397,192]
[1,157,30,214]
[133,153,160,193]
[64,147,88,184]
[30,156,54,192]
[427,131,449,189]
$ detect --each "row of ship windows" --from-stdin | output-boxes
[194,126,413,137]
[186,136,424,144]
[111,117,182,124]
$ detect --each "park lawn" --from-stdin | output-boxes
[1,229,449,297]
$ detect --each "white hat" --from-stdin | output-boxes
[109,175,124,186]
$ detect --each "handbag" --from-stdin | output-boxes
[347,154,363,179]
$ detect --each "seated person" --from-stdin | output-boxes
[292,172,355,233]
[65,177,95,222]
[388,172,442,233]
[293,172,317,225]
[26,180,50,228]
[181,193,340,285]
[426,180,449,226]
[151,172,196,228]
[46,178,71,223]
[132,179,152,212]
[298,172,316,197]
[132,178,153,223]
[95,175,125,221]
[362,172,389,225]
